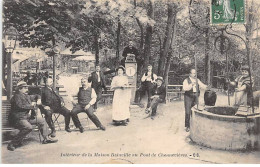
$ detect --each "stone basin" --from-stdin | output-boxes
[190,106,260,151]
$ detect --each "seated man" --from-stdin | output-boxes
[39,78,71,137]
[8,81,57,151]
[71,77,106,133]
[145,76,166,119]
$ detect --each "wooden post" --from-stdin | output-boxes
[195,53,199,109]
[6,52,13,100]
[53,54,56,90]
[116,16,121,66]
[226,52,230,105]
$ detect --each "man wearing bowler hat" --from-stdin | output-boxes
[8,81,58,151]
[145,76,166,119]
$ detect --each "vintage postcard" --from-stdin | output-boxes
[1,0,260,164]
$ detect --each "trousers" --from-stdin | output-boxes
[135,82,154,107]
[10,115,48,145]
[184,93,198,128]
[93,87,103,110]
[147,97,164,116]
[71,104,102,128]
[39,105,71,132]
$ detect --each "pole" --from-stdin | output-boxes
[226,52,230,105]
[116,16,121,66]
[246,45,255,113]
[6,52,13,100]
[195,53,199,109]
[53,54,56,90]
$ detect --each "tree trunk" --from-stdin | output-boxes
[164,13,177,87]
[245,0,255,111]
[163,14,177,82]
[134,0,144,51]
[143,0,154,68]
[158,3,176,77]
[204,28,211,85]
[116,16,121,66]
[94,34,99,65]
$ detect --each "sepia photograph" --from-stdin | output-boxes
[1,0,260,164]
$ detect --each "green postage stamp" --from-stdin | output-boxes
[211,0,246,25]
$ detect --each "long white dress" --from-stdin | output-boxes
[111,75,131,121]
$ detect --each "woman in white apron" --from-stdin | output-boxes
[111,66,131,126]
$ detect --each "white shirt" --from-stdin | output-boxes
[141,72,157,83]
[96,72,100,82]
[183,77,207,92]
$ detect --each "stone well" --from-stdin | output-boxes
[190,106,260,151]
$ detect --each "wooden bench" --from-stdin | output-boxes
[2,100,43,143]
[101,89,114,104]
[167,85,184,102]
[2,100,14,132]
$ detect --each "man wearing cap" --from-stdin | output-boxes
[145,76,166,119]
[90,64,107,111]
[39,78,71,137]
[71,77,106,133]
[183,69,208,132]
[8,81,58,151]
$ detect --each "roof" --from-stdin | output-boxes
[72,55,95,61]
[12,48,47,63]
[60,48,95,56]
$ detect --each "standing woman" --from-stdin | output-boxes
[111,66,131,126]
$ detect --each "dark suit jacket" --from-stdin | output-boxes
[152,85,166,101]
[9,92,40,124]
[91,71,106,90]
[122,46,143,64]
[41,86,64,109]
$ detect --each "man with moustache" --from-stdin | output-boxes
[71,77,106,133]
[8,81,57,151]
[183,69,208,132]
[39,78,71,137]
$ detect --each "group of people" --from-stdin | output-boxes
[7,65,108,151]
[6,40,259,152]
[23,71,53,86]
[182,65,259,132]
[7,62,168,151]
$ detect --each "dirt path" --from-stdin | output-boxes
[2,75,260,164]
[2,100,260,164]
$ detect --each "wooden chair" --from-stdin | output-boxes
[53,113,62,131]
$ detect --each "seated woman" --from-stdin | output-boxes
[228,65,259,108]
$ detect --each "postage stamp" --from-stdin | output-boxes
[211,0,246,25]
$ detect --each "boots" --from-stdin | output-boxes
[7,143,15,151]
[49,129,56,138]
